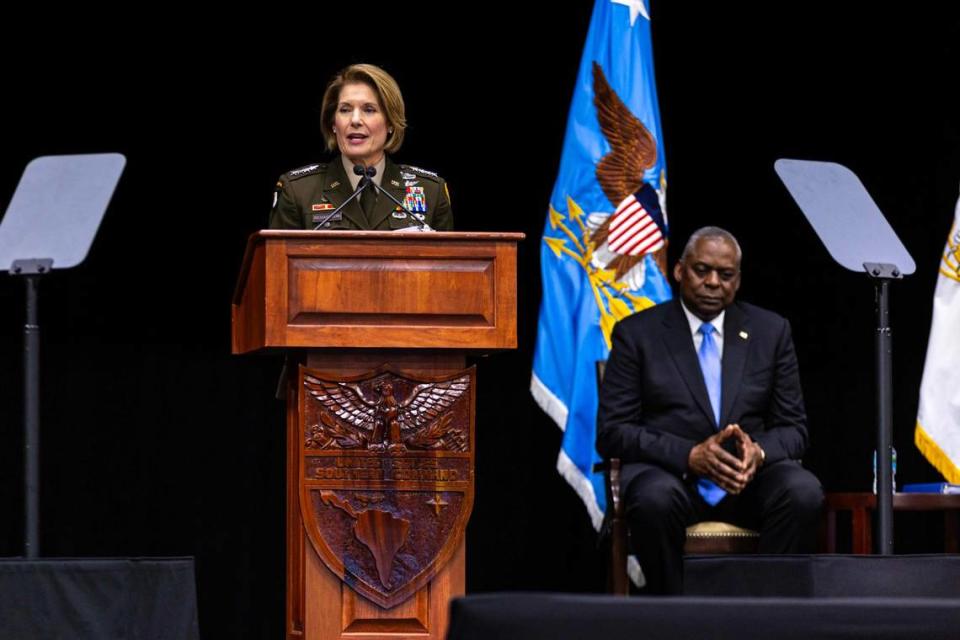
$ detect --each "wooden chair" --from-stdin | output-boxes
[599,457,759,594]
[595,361,759,595]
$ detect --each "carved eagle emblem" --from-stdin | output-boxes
[304,374,470,453]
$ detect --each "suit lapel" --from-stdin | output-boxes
[663,300,716,426]
[369,158,407,229]
[720,303,750,426]
[322,158,366,229]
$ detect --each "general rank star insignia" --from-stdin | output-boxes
[289,164,319,177]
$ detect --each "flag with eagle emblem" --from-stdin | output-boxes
[531,0,671,530]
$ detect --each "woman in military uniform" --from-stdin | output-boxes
[269,63,453,231]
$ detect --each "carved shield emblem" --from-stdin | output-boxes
[298,364,475,608]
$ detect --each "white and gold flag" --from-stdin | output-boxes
[916,191,960,482]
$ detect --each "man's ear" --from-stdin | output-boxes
[673,260,683,284]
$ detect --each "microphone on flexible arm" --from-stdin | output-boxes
[363,166,431,231]
[312,164,371,230]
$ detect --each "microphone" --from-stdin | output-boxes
[364,166,430,231]
[312,165,372,230]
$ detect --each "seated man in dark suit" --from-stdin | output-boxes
[597,226,823,594]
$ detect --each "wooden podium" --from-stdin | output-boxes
[232,231,522,640]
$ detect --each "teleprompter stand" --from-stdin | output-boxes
[0,154,125,557]
[775,159,915,555]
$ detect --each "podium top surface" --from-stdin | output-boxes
[231,230,524,353]
[234,230,526,302]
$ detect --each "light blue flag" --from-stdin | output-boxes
[531,0,671,529]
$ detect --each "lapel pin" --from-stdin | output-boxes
[739,331,749,340]
[390,179,400,187]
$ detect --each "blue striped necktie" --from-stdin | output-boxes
[697,322,726,506]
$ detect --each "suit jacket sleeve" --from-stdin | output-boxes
[750,317,808,464]
[596,319,698,475]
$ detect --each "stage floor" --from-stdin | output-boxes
[0,557,199,640]
[449,555,960,640]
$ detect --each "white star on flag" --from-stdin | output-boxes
[611,0,649,26]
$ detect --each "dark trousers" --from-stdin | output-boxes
[622,459,823,594]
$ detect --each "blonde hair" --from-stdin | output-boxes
[320,63,406,154]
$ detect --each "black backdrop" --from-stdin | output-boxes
[1,3,958,637]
